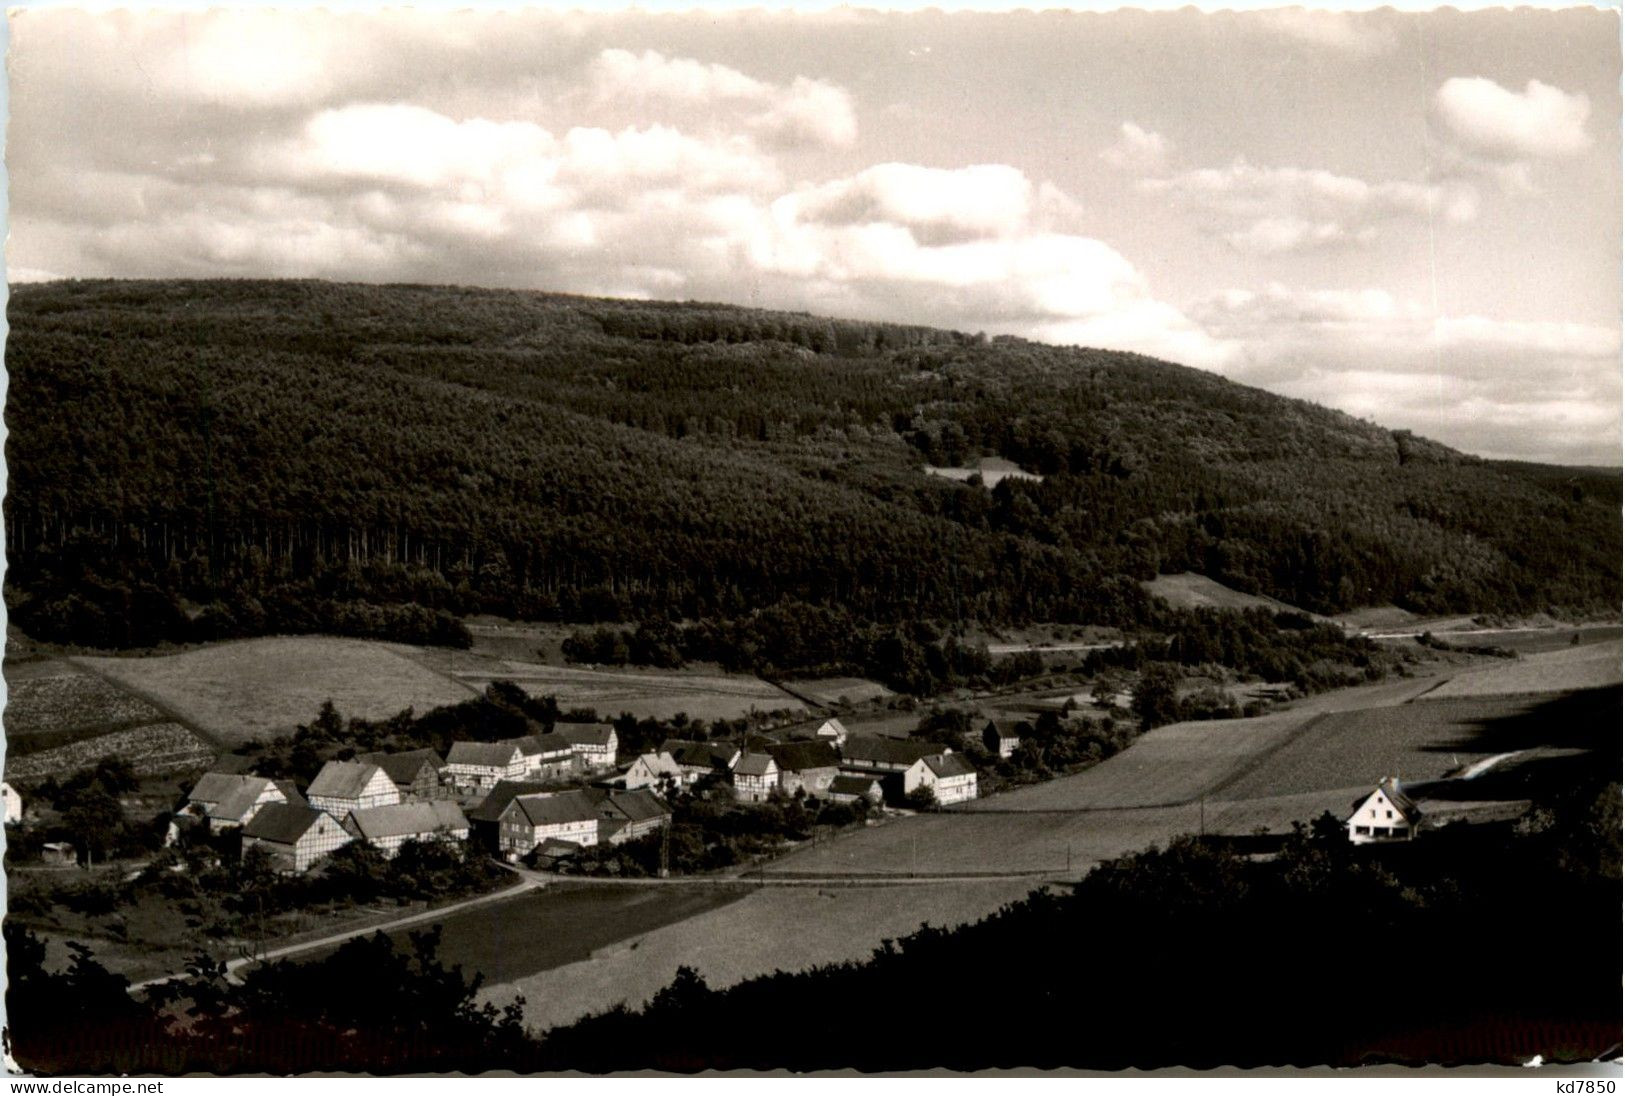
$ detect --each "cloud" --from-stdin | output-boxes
[1192,283,1621,463]
[1434,77,1592,162]
[1100,122,1169,173]
[1253,11,1396,56]
[1143,158,1478,253]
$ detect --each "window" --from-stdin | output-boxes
[1355,825,1370,835]
[1386,810,1393,819]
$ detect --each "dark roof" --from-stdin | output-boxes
[660,739,737,769]
[349,801,468,839]
[502,733,574,758]
[843,736,944,767]
[509,789,602,827]
[243,802,328,844]
[984,720,1024,740]
[272,780,308,809]
[307,760,386,800]
[356,749,445,785]
[1349,778,1423,822]
[468,780,553,823]
[733,752,777,777]
[557,723,616,747]
[536,837,583,858]
[188,772,252,804]
[599,789,670,824]
[924,753,977,778]
[447,741,523,768]
[830,775,882,796]
[767,741,841,773]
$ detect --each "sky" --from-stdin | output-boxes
[7,7,1621,464]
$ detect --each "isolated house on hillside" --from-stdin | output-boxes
[766,740,842,796]
[502,733,578,781]
[241,803,352,873]
[445,742,527,793]
[306,760,400,818]
[344,801,469,857]
[1347,778,1422,844]
[356,749,445,800]
[498,790,601,859]
[842,736,947,773]
[557,723,619,769]
[983,721,1024,759]
[813,718,850,748]
[625,751,684,791]
[731,752,780,802]
[904,752,979,805]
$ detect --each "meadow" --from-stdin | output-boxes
[1424,638,1621,698]
[6,722,213,782]
[782,676,894,707]
[1140,572,1313,616]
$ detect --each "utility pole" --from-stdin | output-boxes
[911,833,917,878]
[1199,795,1206,840]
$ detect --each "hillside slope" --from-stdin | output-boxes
[4,279,1617,649]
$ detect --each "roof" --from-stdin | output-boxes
[307,760,387,801]
[447,741,523,768]
[815,718,849,738]
[733,751,778,777]
[242,802,330,844]
[509,789,602,827]
[1349,778,1423,822]
[557,723,616,748]
[830,775,882,796]
[536,837,583,858]
[660,739,737,769]
[600,789,670,824]
[356,749,445,785]
[502,733,574,759]
[207,777,278,822]
[349,801,468,840]
[985,720,1024,740]
[843,736,944,767]
[924,753,977,778]
[767,740,841,773]
[468,780,553,823]
[210,754,258,776]
[272,780,308,808]
[598,818,630,840]
[188,772,253,804]
[631,751,683,776]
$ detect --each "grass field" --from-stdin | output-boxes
[783,677,894,707]
[480,879,1035,1032]
[6,722,214,781]
[4,663,169,744]
[1141,572,1314,617]
[77,637,478,745]
[1424,639,1621,698]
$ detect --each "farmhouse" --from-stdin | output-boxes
[660,739,741,784]
[241,803,352,873]
[625,751,685,791]
[185,773,290,831]
[842,736,947,772]
[344,801,470,857]
[306,760,401,818]
[595,789,672,845]
[766,741,842,797]
[557,723,619,769]
[813,718,850,747]
[731,752,780,802]
[466,780,552,849]
[983,720,1025,759]
[503,733,578,781]
[498,789,601,860]
[356,749,445,800]
[1346,778,1422,844]
[445,741,528,793]
[3,781,23,824]
[904,752,979,805]
[827,774,884,805]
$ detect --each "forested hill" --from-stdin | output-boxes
[4,278,1618,650]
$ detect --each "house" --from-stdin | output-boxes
[184,773,289,832]
[842,736,947,772]
[730,752,780,802]
[356,749,446,800]
[557,723,619,769]
[41,841,76,866]
[3,781,24,824]
[766,741,842,797]
[625,751,685,791]
[502,733,578,781]
[1347,778,1422,844]
[596,789,672,845]
[444,742,528,794]
[498,789,601,860]
[903,752,979,805]
[659,739,741,784]
[827,774,884,805]
[813,718,850,748]
[241,803,352,873]
[305,760,400,818]
[983,720,1025,759]
[344,801,469,857]
[466,780,552,849]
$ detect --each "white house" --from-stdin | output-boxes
[557,723,619,770]
[625,751,685,791]
[241,804,352,873]
[184,772,291,832]
[344,801,470,858]
[903,752,979,805]
[305,760,400,818]
[982,721,1024,759]
[503,733,578,781]
[2,782,22,825]
[813,718,850,748]
[498,789,601,860]
[659,739,741,785]
[444,742,528,793]
[1347,778,1422,844]
[730,752,780,802]
[596,789,672,845]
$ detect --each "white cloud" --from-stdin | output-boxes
[1434,77,1592,161]
[1100,122,1169,173]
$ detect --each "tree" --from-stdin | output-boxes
[903,786,938,811]
[63,789,125,864]
[1132,663,1182,730]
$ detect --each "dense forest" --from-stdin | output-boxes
[5,279,1618,657]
